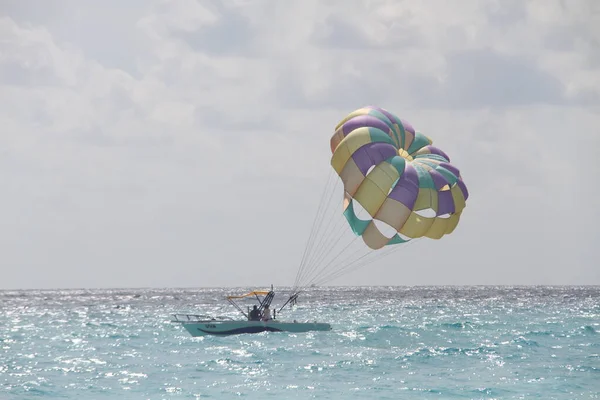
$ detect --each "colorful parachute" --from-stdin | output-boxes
[330,106,469,250]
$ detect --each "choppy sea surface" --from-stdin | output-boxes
[1,286,599,399]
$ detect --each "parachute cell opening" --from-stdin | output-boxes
[373,219,397,239]
[415,208,437,218]
[352,198,372,221]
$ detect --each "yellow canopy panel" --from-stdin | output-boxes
[226,291,271,300]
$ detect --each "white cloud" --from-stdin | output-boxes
[0,0,598,289]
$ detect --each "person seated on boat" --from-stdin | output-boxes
[261,305,272,321]
[248,305,260,321]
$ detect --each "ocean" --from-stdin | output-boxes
[1,286,598,399]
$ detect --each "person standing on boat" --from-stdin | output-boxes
[262,305,272,321]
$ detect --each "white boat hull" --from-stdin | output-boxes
[178,320,332,337]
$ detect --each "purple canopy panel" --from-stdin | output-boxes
[437,190,455,216]
[341,115,392,137]
[388,164,419,209]
[351,142,397,176]
[388,185,419,210]
[400,163,419,186]
[457,178,469,201]
[428,169,450,191]
[398,118,415,135]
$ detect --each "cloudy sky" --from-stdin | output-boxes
[1,0,598,290]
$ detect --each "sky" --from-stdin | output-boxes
[1,0,599,290]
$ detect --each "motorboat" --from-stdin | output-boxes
[172,287,331,337]
[172,314,331,336]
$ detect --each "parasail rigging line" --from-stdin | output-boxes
[292,168,335,291]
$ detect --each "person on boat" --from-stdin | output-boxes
[249,305,260,321]
[262,305,272,321]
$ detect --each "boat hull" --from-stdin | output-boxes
[179,320,332,337]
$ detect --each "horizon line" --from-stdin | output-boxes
[1,284,599,291]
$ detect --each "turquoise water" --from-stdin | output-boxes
[1,286,599,399]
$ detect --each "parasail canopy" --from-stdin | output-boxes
[330,105,469,249]
[287,105,469,302]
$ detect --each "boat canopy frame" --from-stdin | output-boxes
[226,287,275,319]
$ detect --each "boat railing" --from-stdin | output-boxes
[171,313,235,323]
